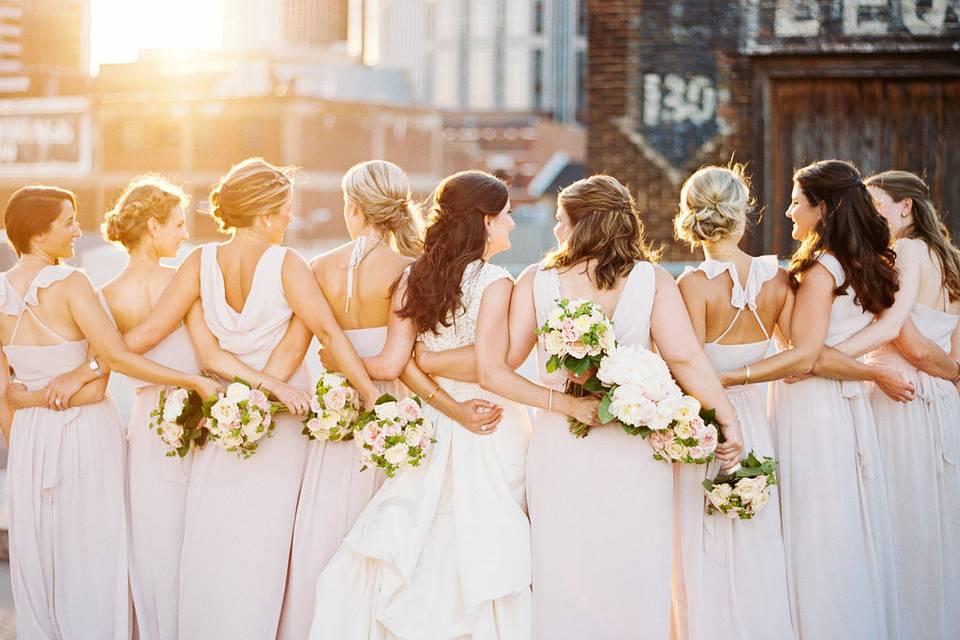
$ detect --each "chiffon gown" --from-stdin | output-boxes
[278,326,393,640]
[770,253,899,640]
[178,243,311,639]
[2,266,129,639]
[675,257,794,640]
[866,296,960,639]
[526,261,675,640]
[310,260,532,640]
[125,325,199,640]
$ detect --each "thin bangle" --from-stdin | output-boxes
[548,388,554,413]
[425,386,440,404]
[953,360,960,384]
[743,364,751,386]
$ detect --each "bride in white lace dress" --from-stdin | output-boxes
[309,171,599,640]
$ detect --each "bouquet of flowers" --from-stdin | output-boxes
[703,452,778,520]
[203,378,284,459]
[537,297,616,437]
[150,386,207,457]
[596,344,719,464]
[354,394,435,478]
[302,369,360,442]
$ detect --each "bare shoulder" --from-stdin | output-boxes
[676,266,707,291]
[894,237,926,262]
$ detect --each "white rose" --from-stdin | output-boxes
[664,440,687,461]
[544,331,565,356]
[404,425,424,447]
[733,477,760,502]
[674,421,695,440]
[211,399,239,425]
[750,488,770,511]
[162,421,184,444]
[384,442,408,466]
[707,485,731,510]
[163,388,189,422]
[322,373,342,390]
[242,416,264,441]
[323,387,348,413]
[374,401,400,422]
[305,418,323,436]
[547,307,565,330]
[225,382,251,403]
[572,315,593,336]
[245,409,264,431]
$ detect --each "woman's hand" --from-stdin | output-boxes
[873,366,915,403]
[716,421,743,472]
[192,376,224,402]
[265,379,312,416]
[561,394,602,428]
[42,368,88,409]
[718,371,740,388]
[455,399,503,435]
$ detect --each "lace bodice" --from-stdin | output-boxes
[419,261,512,399]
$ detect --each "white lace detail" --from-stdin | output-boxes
[419,261,513,353]
[682,256,779,311]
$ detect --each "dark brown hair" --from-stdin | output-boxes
[4,186,77,256]
[789,160,898,314]
[866,170,960,304]
[544,174,659,289]
[397,171,508,333]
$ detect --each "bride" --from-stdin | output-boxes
[309,170,599,639]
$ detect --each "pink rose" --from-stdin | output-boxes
[686,446,706,461]
[373,433,387,455]
[323,387,347,412]
[567,341,589,359]
[384,421,402,437]
[248,389,270,412]
[399,398,423,423]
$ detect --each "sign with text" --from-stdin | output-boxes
[0,97,91,177]
[742,0,960,53]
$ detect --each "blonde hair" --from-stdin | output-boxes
[342,160,423,257]
[102,175,187,250]
[543,174,659,290]
[209,157,295,232]
[674,164,752,247]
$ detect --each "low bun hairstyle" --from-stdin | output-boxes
[209,157,295,232]
[543,174,659,290]
[398,171,508,334]
[3,185,77,256]
[342,160,423,257]
[675,164,752,247]
[102,175,187,250]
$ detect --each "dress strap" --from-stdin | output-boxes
[345,236,368,314]
[4,274,70,345]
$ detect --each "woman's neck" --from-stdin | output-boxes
[702,240,747,264]
[20,251,57,268]
[127,242,160,268]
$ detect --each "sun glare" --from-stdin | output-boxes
[90,0,224,73]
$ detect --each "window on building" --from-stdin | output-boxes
[576,50,586,122]
[534,0,544,35]
[532,48,543,111]
[577,0,587,36]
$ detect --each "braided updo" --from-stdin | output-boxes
[209,157,295,232]
[674,164,753,247]
[102,175,187,250]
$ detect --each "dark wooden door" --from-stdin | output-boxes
[765,76,960,256]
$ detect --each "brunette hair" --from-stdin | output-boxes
[209,157,295,232]
[397,171,508,333]
[342,160,423,257]
[3,186,77,256]
[789,159,898,314]
[543,174,659,290]
[866,170,960,304]
[102,175,188,250]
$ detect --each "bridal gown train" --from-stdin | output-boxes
[309,260,532,640]
[178,243,311,639]
[2,266,129,639]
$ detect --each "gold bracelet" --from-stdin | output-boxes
[953,360,960,384]
[743,364,751,386]
[426,386,440,404]
[548,388,554,413]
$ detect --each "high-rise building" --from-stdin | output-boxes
[20,0,89,71]
[356,0,587,123]
[223,0,349,55]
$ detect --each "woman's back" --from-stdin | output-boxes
[102,263,174,334]
[311,240,411,330]
[0,264,87,346]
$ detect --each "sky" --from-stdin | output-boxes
[89,0,224,73]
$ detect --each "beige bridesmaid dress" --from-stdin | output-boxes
[526,261,676,640]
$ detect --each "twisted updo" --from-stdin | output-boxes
[342,160,423,257]
[209,157,295,232]
[674,164,752,247]
[544,174,658,290]
[102,175,187,250]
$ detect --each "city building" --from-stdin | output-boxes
[222,0,349,55]
[589,0,960,260]
[356,0,587,123]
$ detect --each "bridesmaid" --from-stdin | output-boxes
[416,174,743,639]
[721,160,906,640]
[862,170,960,639]
[122,157,381,639]
[673,165,794,639]
[278,160,503,638]
[0,186,219,639]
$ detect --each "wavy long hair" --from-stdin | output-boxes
[397,171,508,334]
[789,159,898,314]
[866,170,960,304]
[543,175,659,289]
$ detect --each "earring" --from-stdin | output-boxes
[266,219,273,229]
